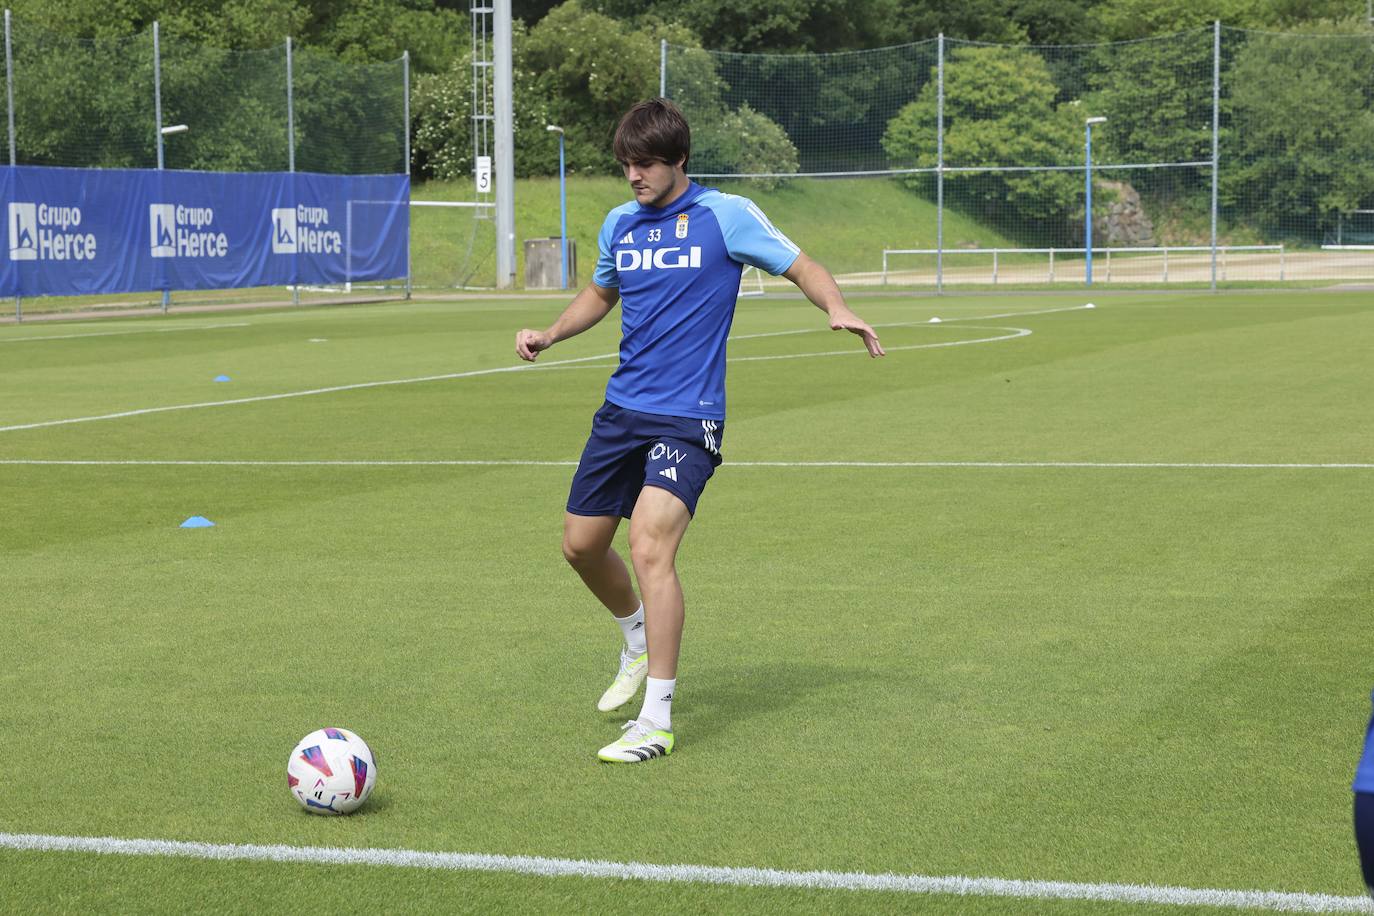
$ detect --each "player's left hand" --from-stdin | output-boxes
[829,308,885,358]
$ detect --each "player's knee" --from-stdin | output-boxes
[628,529,674,575]
[561,534,597,569]
[562,524,612,569]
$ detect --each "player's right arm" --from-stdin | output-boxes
[515,282,619,361]
[516,207,629,362]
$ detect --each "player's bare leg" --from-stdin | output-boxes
[628,486,693,679]
[598,486,691,762]
[562,513,639,616]
[564,512,650,712]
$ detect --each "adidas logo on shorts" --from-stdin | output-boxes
[658,467,677,482]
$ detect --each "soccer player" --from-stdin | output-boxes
[515,98,884,763]
[1356,689,1374,896]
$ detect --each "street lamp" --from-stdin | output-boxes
[546,124,568,290]
[1084,116,1107,287]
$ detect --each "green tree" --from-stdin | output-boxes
[588,0,912,54]
[1077,27,1218,198]
[882,45,1083,241]
[9,26,159,168]
[1220,21,1374,238]
[411,20,555,181]
[7,0,309,48]
[298,0,464,74]
[414,2,798,182]
[692,103,799,187]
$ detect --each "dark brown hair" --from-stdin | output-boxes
[613,98,690,168]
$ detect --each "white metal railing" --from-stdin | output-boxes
[880,245,1286,285]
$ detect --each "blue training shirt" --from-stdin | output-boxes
[593,181,800,421]
[1356,689,1374,793]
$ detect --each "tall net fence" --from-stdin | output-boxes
[666,25,1374,289]
[4,14,407,176]
[10,27,158,169]
[294,50,407,176]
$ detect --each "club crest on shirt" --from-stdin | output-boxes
[675,213,689,239]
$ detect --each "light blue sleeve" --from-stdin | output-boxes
[593,212,619,288]
[593,201,638,288]
[700,192,801,276]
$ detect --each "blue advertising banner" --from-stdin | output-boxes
[1,166,408,298]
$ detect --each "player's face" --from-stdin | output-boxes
[621,157,688,209]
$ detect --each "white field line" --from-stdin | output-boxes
[0,351,619,434]
[726,303,1090,342]
[729,326,1028,362]
[2,460,1370,470]
[929,303,1096,323]
[0,322,251,343]
[0,304,1074,435]
[0,329,1025,435]
[475,323,1027,371]
[0,833,1369,913]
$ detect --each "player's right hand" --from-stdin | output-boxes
[515,328,552,362]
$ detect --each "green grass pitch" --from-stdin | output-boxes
[1,290,1371,913]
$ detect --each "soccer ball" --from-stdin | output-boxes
[286,727,377,815]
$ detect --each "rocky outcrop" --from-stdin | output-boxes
[1094,180,1155,247]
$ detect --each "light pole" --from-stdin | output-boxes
[546,124,567,289]
[1084,116,1106,287]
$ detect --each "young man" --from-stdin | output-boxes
[515,98,884,763]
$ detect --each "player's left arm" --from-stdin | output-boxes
[783,253,885,358]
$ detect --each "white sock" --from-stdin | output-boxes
[640,677,676,730]
[615,604,647,656]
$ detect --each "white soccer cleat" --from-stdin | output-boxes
[597,648,648,712]
[598,719,675,763]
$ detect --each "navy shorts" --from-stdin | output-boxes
[567,401,724,519]
[1358,792,1374,895]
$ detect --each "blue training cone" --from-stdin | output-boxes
[213,375,231,382]
[180,516,215,528]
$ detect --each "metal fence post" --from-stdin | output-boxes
[1210,20,1220,292]
[154,21,169,313]
[5,9,13,167]
[660,39,666,97]
[6,9,18,321]
[154,22,164,171]
[287,36,299,306]
[286,37,295,173]
[403,49,412,300]
[936,34,944,295]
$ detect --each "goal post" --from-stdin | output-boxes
[1329,209,1374,248]
[406,199,497,290]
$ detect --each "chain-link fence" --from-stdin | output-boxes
[666,24,1374,289]
[3,13,407,176]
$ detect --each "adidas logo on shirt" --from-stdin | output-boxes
[619,231,634,244]
[658,467,677,482]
